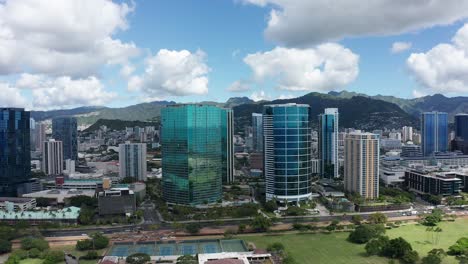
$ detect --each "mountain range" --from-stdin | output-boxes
[30,92,468,131]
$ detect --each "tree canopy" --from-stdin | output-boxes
[348,224,386,244]
[126,253,151,264]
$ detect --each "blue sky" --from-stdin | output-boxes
[1,0,468,109]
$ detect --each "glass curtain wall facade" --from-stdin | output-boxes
[162,105,232,205]
[52,117,78,161]
[0,108,31,196]
[318,108,339,179]
[252,113,263,152]
[452,114,468,154]
[455,114,468,141]
[263,104,312,203]
[421,112,448,156]
[221,109,234,184]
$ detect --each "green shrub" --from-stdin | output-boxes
[20,237,49,251]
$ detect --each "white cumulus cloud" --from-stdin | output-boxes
[250,90,270,101]
[0,0,139,77]
[407,23,468,94]
[412,89,427,98]
[227,80,251,92]
[391,42,412,53]
[242,0,468,46]
[0,83,28,108]
[128,49,210,97]
[243,44,359,91]
[12,74,117,110]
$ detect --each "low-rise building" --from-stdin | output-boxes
[405,170,462,196]
[98,188,136,215]
[199,252,272,264]
[380,165,406,186]
[380,138,402,150]
[401,142,422,158]
[0,197,36,211]
[23,189,96,204]
[0,206,80,224]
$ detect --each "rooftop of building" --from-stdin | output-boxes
[0,206,80,220]
[23,189,95,203]
[408,169,463,181]
[0,108,25,111]
[0,197,35,203]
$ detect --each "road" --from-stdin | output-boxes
[140,200,160,224]
[41,209,409,237]
[64,254,78,264]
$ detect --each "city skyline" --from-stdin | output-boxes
[2,1,468,111]
[2,2,468,264]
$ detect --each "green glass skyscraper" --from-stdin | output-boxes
[161,104,233,205]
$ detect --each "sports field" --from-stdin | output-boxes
[240,219,468,264]
[106,239,248,257]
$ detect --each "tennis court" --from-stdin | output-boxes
[134,245,156,256]
[179,243,198,255]
[158,244,175,256]
[201,242,221,254]
[107,239,248,257]
[107,244,132,257]
[221,239,248,252]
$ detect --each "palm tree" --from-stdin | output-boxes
[425,227,434,243]
[434,227,443,245]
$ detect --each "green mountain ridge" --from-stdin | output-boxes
[328,91,468,121]
[232,92,418,132]
[30,91,468,131]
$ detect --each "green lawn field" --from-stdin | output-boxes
[18,259,43,264]
[17,245,107,264]
[240,219,468,264]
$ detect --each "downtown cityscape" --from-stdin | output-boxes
[1,1,468,264]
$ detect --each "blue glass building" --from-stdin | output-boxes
[452,113,468,154]
[161,105,233,205]
[252,113,263,152]
[421,111,448,156]
[263,104,312,203]
[0,108,31,196]
[52,117,78,161]
[455,114,468,141]
[318,108,339,179]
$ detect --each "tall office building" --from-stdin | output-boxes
[455,114,468,140]
[318,108,339,179]
[421,112,448,156]
[402,126,413,143]
[119,142,147,181]
[0,108,31,196]
[222,109,234,184]
[344,132,380,199]
[30,118,36,151]
[35,122,47,152]
[263,104,312,203]
[42,139,63,175]
[252,113,263,152]
[161,104,233,205]
[452,113,468,154]
[52,117,78,161]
